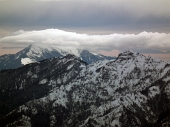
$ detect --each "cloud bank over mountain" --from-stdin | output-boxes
[0,29,170,54]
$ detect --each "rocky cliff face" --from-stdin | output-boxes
[1,51,170,127]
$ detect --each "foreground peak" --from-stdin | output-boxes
[116,50,141,61]
[121,50,137,55]
[119,50,139,57]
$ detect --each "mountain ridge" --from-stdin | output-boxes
[1,50,170,127]
[0,44,116,70]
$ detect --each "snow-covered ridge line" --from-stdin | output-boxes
[26,44,83,57]
[0,44,116,70]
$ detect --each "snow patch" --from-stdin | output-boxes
[27,71,32,76]
[148,86,160,98]
[67,64,74,70]
[57,46,82,57]
[21,58,36,65]
[39,79,48,84]
[163,76,170,82]
[31,74,38,78]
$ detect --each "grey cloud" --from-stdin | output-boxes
[0,0,170,33]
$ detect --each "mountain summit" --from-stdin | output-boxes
[0,44,116,70]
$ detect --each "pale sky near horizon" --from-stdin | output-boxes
[0,0,170,61]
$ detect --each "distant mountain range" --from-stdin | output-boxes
[0,50,170,127]
[0,44,116,70]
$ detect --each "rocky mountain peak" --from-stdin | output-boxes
[116,50,140,60]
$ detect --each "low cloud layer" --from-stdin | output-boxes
[0,29,170,54]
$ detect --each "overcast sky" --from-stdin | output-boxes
[0,0,170,61]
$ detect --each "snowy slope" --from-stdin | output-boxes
[0,44,116,70]
[1,51,170,127]
[0,54,87,123]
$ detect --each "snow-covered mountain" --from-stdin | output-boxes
[1,51,170,127]
[0,44,116,70]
